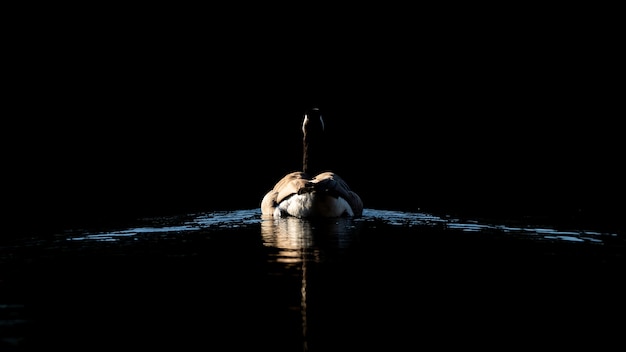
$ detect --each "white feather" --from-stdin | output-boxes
[274,193,353,218]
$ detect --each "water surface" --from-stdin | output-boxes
[1,208,624,351]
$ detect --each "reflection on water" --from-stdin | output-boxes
[260,217,313,351]
[259,216,365,351]
[260,216,360,262]
[261,217,314,263]
[1,208,624,351]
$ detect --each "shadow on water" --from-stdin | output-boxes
[1,209,624,351]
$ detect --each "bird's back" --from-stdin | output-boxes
[261,171,363,218]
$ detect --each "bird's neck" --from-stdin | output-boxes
[302,136,326,176]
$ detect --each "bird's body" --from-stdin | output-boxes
[261,171,362,218]
[261,108,363,218]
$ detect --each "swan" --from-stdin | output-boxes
[261,108,363,218]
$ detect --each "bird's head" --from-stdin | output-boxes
[302,107,325,138]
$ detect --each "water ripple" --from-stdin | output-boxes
[58,208,620,245]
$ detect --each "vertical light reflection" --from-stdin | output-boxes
[301,242,309,352]
[260,216,360,351]
[261,216,313,351]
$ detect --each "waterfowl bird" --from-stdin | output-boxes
[261,108,363,218]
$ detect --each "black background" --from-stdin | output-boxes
[4,7,623,237]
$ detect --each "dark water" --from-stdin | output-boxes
[1,209,624,351]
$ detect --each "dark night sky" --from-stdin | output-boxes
[4,9,623,235]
